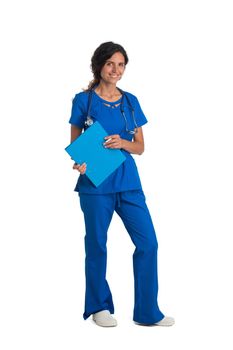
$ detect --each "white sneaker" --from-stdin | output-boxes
[92,310,117,327]
[154,316,175,326]
[135,316,175,327]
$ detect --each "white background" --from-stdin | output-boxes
[0,0,233,349]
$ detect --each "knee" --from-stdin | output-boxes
[137,235,158,254]
[84,235,107,257]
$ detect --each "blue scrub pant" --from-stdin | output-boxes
[79,189,164,324]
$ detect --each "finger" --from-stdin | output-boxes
[80,164,87,174]
[103,135,121,147]
[103,138,112,145]
[105,141,119,149]
[77,167,86,175]
[104,141,115,148]
[104,134,119,141]
[73,163,80,169]
[104,135,114,140]
[111,135,120,140]
[73,163,86,171]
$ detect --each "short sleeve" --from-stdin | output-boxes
[68,93,87,128]
[132,95,148,127]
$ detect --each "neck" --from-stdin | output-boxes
[95,81,119,98]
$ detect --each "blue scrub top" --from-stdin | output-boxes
[69,89,148,194]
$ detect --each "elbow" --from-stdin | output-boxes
[138,146,144,155]
[137,140,145,155]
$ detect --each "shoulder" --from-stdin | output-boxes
[121,90,141,107]
[122,90,137,99]
[72,91,89,103]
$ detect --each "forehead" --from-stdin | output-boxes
[106,52,125,63]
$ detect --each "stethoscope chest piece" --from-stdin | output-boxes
[84,116,94,127]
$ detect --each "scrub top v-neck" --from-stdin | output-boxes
[69,89,148,194]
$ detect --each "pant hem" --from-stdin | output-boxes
[83,307,115,320]
[133,313,165,325]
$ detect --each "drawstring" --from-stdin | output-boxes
[116,192,121,207]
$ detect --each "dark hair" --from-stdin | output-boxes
[86,41,129,91]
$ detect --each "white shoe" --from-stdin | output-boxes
[92,310,117,327]
[135,316,175,327]
[154,316,175,326]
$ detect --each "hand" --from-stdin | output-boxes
[103,135,124,149]
[73,162,87,175]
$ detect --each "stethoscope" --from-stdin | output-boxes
[84,87,138,134]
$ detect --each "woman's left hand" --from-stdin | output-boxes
[103,135,124,149]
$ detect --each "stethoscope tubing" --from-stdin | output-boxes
[85,88,138,134]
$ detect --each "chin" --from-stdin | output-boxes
[110,77,122,82]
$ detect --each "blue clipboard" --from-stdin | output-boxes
[65,121,126,187]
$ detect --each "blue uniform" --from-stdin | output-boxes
[69,89,164,324]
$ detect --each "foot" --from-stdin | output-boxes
[155,316,175,326]
[92,310,117,327]
[135,316,175,327]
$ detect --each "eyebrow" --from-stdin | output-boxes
[106,60,125,64]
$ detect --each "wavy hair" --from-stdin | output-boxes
[85,41,129,91]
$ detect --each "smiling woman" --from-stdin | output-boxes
[68,41,175,328]
[86,42,129,94]
[99,53,126,87]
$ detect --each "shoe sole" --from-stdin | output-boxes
[134,321,175,327]
[93,320,118,327]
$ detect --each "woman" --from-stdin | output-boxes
[69,42,174,327]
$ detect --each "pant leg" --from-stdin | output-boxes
[79,193,115,320]
[115,190,164,324]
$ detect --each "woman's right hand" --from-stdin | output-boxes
[73,162,87,175]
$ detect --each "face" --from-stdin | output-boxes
[100,52,126,84]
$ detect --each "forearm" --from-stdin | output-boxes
[71,125,82,142]
[104,129,145,155]
[121,139,144,155]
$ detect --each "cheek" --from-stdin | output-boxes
[103,68,112,77]
[100,66,109,76]
[119,67,125,74]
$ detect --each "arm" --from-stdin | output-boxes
[71,125,82,142]
[70,125,87,174]
[103,127,145,155]
[121,127,145,155]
